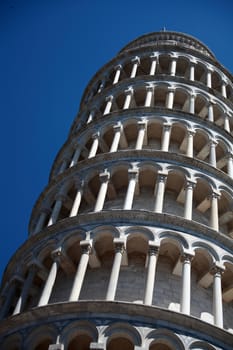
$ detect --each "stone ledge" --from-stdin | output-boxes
[0,301,232,349]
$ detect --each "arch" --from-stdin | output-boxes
[189,340,216,350]
[169,121,187,154]
[218,187,233,235]
[146,328,185,350]
[173,85,191,113]
[159,231,189,251]
[1,333,22,350]
[192,241,219,262]
[24,325,57,350]
[147,118,164,150]
[104,322,142,347]
[163,167,188,218]
[61,320,98,350]
[176,55,190,78]
[124,226,155,241]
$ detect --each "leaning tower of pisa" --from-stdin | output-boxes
[1,31,233,350]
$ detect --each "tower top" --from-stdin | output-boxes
[119,31,215,59]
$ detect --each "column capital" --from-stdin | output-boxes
[113,122,122,132]
[114,63,123,70]
[150,52,159,59]
[105,95,114,102]
[209,190,221,200]
[131,56,140,64]
[92,131,100,139]
[51,247,63,261]
[145,85,154,92]
[157,171,168,182]
[27,259,43,271]
[71,139,81,148]
[210,262,225,276]
[148,241,160,255]
[80,240,92,254]
[124,86,134,95]
[73,177,84,188]
[137,120,147,128]
[163,122,172,132]
[39,207,51,215]
[181,251,194,263]
[113,238,126,254]
[9,274,24,285]
[167,86,175,92]
[99,171,110,183]
[187,128,195,136]
[90,342,105,350]
[185,179,196,189]
[209,138,218,147]
[128,168,139,179]
[207,66,214,73]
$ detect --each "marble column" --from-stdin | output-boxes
[58,158,68,174]
[123,87,134,109]
[170,57,177,76]
[221,81,227,98]
[189,62,195,81]
[0,279,18,319]
[207,102,214,122]
[166,88,175,109]
[48,193,66,226]
[153,172,167,213]
[227,153,233,178]
[135,120,147,150]
[206,69,212,88]
[130,56,140,78]
[189,94,196,114]
[180,253,193,315]
[87,108,96,124]
[94,171,110,212]
[106,239,125,301]
[149,54,158,75]
[13,264,37,315]
[212,264,225,328]
[186,129,195,158]
[210,192,220,231]
[184,180,195,220]
[209,139,217,167]
[88,132,100,158]
[38,249,61,306]
[70,144,81,167]
[161,123,171,152]
[144,86,153,107]
[123,168,138,210]
[103,95,113,115]
[224,115,230,133]
[144,244,159,305]
[69,242,91,301]
[69,180,84,217]
[113,64,122,84]
[110,123,122,152]
[34,208,50,234]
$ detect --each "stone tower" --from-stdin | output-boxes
[0,31,233,350]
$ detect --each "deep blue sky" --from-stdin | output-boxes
[0,0,233,281]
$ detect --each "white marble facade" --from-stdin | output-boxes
[0,31,233,350]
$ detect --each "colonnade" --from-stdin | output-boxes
[0,238,228,330]
[84,84,232,134]
[33,163,233,236]
[86,52,233,103]
[64,120,233,175]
